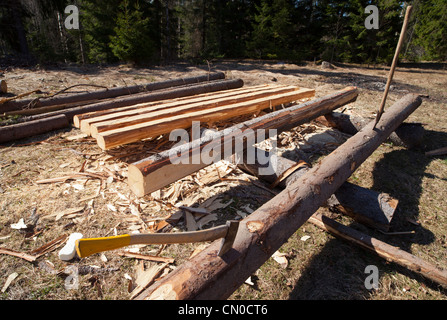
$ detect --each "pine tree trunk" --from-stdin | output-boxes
[10,0,29,57]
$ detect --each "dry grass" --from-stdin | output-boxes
[1,60,446,300]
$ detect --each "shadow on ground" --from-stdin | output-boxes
[287,128,447,299]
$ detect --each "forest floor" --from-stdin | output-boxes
[0,60,446,301]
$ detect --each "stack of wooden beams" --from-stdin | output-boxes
[73,84,316,150]
[0,73,238,144]
[127,86,358,197]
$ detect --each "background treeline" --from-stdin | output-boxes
[0,0,446,66]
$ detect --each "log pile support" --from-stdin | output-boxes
[238,148,397,232]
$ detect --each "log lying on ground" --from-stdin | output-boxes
[319,112,424,149]
[96,88,316,150]
[426,146,447,157]
[238,148,397,231]
[128,86,359,197]
[4,98,102,117]
[22,78,244,123]
[309,212,447,289]
[0,72,226,113]
[0,114,69,144]
[134,93,422,300]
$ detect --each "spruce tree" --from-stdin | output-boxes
[248,0,296,60]
[109,0,155,65]
[413,0,447,61]
[80,0,122,63]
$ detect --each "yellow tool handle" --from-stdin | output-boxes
[76,234,131,258]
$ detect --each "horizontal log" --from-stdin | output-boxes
[134,93,422,300]
[319,112,424,149]
[4,98,100,117]
[96,88,316,149]
[0,72,225,113]
[309,212,447,289]
[426,146,447,156]
[12,85,265,118]
[22,78,244,123]
[0,114,69,144]
[238,148,397,231]
[81,85,306,136]
[127,86,359,197]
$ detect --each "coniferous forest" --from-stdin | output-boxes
[0,1,446,66]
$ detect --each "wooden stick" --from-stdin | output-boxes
[374,6,413,127]
[35,171,108,184]
[116,252,174,264]
[29,234,68,258]
[127,86,358,197]
[0,247,37,262]
[134,93,422,301]
[309,212,447,288]
[0,90,40,105]
[426,146,447,157]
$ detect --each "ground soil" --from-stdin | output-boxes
[0,60,446,300]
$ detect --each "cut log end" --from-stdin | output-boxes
[81,120,93,135]
[96,134,108,151]
[89,125,99,138]
[127,164,146,198]
[73,115,81,128]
